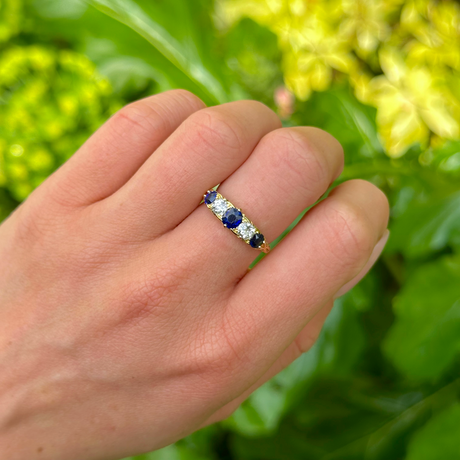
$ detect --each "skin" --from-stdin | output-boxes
[0,90,389,460]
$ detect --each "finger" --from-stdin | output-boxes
[44,90,206,206]
[103,100,281,237]
[203,301,334,426]
[176,126,344,283]
[223,180,389,389]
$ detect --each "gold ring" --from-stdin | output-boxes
[203,190,270,254]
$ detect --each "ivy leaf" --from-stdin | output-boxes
[406,403,460,460]
[383,255,460,381]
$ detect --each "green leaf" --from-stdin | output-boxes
[79,11,207,97]
[333,88,383,158]
[387,192,460,258]
[224,18,281,106]
[406,403,460,460]
[33,0,87,19]
[96,55,158,94]
[293,86,383,162]
[230,378,460,460]
[428,140,460,176]
[85,0,235,104]
[230,378,423,460]
[323,379,460,460]
[30,1,227,102]
[383,255,460,381]
[225,375,287,436]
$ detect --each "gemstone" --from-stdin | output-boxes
[250,233,265,248]
[222,207,243,228]
[237,222,256,240]
[204,191,218,205]
[212,198,228,217]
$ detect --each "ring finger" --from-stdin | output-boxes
[176,126,344,280]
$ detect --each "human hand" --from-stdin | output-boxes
[0,90,389,459]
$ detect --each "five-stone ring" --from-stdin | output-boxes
[204,190,270,253]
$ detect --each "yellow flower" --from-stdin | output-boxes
[218,0,282,26]
[218,0,331,29]
[220,0,460,158]
[339,0,393,56]
[349,71,374,105]
[283,15,355,99]
[220,0,355,100]
[369,47,459,156]
[404,1,460,71]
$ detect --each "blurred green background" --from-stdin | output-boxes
[2,0,460,458]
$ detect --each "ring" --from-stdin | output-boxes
[203,190,270,254]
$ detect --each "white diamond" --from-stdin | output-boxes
[237,222,256,240]
[212,198,228,217]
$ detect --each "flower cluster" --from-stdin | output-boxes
[220,0,460,157]
[0,46,120,201]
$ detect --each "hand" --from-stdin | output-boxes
[0,90,389,460]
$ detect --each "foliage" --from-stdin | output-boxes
[1,0,460,459]
[0,45,119,201]
[0,0,22,43]
[0,0,120,204]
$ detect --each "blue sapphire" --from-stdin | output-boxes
[222,208,243,228]
[204,191,218,205]
[250,233,265,248]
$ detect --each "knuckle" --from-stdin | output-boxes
[324,200,375,267]
[309,126,344,176]
[308,126,344,150]
[186,109,245,154]
[166,89,206,111]
[43,172,95,209]
[111,91,205,147]
[112,100,166,143]
[243,99,277,120]
[266,129,331,193]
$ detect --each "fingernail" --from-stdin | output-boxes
[334,229,390,299]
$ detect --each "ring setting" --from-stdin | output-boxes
[204,190,270,253]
